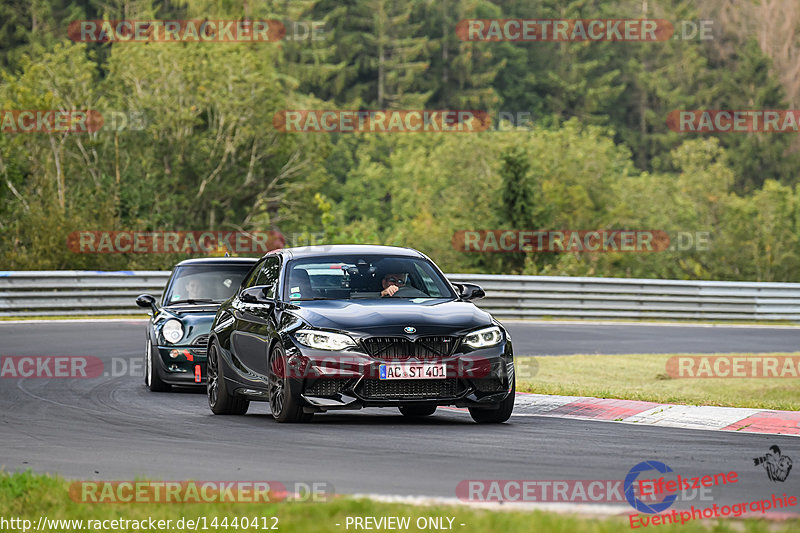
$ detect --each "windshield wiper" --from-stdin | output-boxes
[291,297,331,301]
[167,299,219,305]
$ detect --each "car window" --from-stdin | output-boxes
[163,264,255,304]
[413,262,448,297]
[284,255,455,301]
[255,256,281,299]
[243,258,267,289]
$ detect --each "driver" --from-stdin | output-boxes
[181,277,204,300]
[380,272,408,297]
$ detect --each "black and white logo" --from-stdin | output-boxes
[754,445,793,482]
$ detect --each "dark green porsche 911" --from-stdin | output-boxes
[135,257,258,391]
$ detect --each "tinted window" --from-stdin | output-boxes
[255,256,281,299]
[243,258,266,288]
[284,255,455,301]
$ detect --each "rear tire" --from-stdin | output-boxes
[399,405,437,417]
[145,337,171,392]
[469,379,515,424]
[207,340,249,415]
[268,345,311,423]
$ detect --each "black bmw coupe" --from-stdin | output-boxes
[136,257,258,391]
[206,245,515,423]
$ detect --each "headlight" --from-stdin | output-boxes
[295,329,356,351]
[464,326,503,349]
[162,319,184,344]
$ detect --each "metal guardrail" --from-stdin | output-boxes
[447,274,800,321]
[2,271,800,321]
[0,271,170,317]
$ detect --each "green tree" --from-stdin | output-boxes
[416,0,503,109]
[305,0,431,108]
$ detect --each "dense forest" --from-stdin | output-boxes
[2,0,800,281]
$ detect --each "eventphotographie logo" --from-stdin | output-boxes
[754,446,793,483]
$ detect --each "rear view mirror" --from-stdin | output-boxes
[240,286,274,305]
[457,283,485,301]
[135,294,158,314]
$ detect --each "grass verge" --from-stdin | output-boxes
[1,472,797,533]
[516,353,800,411]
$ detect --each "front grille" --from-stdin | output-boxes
[305,378,350,396]
[472,377,504,393]
[360,378,460,399]
[192,334,210,347]
[190,334,209,357]
[362,336,458,360]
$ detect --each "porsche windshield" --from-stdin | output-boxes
[284,255,456,301]
[163,265,253,305]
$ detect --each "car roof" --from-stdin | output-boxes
[174,257,260,267]
[276,244,426,260]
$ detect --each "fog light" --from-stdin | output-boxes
[169,350,179,358]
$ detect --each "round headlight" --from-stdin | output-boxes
[162,319,184,344]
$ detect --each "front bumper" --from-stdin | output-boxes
[156,346,207,386]
[285,342,514,411]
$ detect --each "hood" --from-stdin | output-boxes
[286,298,494,336]
[156,306,219,344]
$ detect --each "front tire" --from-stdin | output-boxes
[145,337,171,392]
[268,345,312,423]
[469,379,515,424]
[399,405,437,417]
[207,340,249,415]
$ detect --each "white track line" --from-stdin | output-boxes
[348,493,630,517]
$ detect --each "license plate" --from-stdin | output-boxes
[379,362,446,380]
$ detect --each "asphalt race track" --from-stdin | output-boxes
[3,319,800,358]
[503,321,800,356]
[0,320,798,511]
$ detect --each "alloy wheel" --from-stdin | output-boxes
[268,351,286,417]
[207,345,219,408]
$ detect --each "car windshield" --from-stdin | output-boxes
[284,255,456,301]
[163,264,253,305]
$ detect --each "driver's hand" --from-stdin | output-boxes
[381,285,400,297]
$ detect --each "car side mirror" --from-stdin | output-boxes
[457,283,485,301]
[240,286,274,306]
[135,294,158,314]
